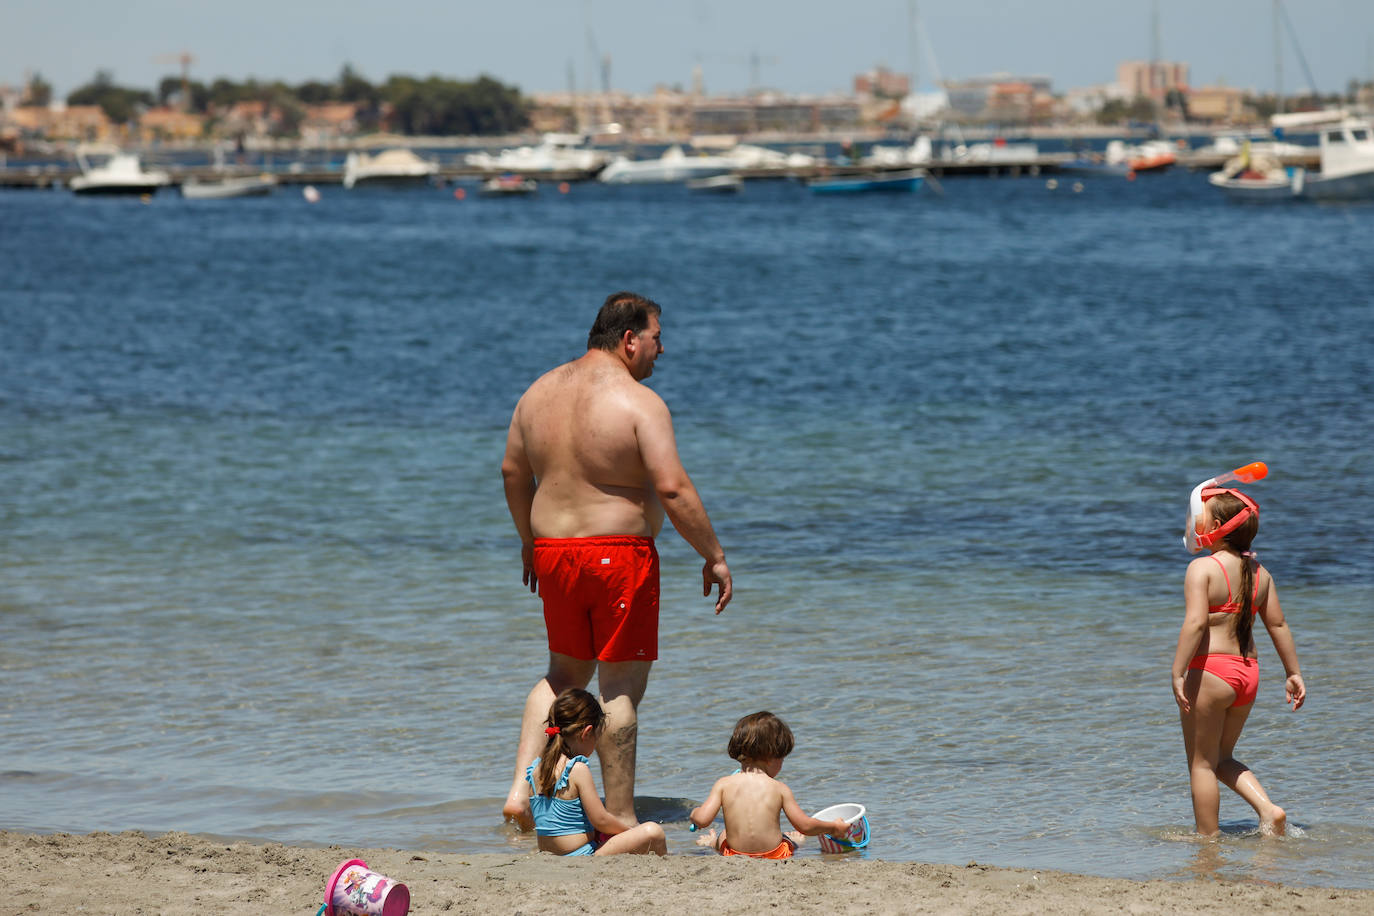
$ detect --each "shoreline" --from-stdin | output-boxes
[7,830,1373,915]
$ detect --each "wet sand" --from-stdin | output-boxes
[6,829,1372,915]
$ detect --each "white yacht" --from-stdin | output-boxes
[597,145,740,184]
[342,148,439,189]
[864,137,933,167]
[464,132,610,174]
[70,152,171,195]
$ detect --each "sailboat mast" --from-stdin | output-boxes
[1273,0,1283,114]
[1150,0,1166,134]
[908,0,919,95]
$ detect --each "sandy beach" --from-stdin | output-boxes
[7,830,1372,915]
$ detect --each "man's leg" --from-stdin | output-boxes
[502,653,597,829]
[595,660,652,824]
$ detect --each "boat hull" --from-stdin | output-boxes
[180,176,277,199]
[479,177,538,196]
[598,164,732,184]
[70,182,165,196]
[1207,170,1297,202]
[1209,166,1374,202]
[686,175,742,193]
[344,174,435,189]
[808,170,924,194]
[1302,168,1374,201]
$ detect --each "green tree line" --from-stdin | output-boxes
[63,64,529,136]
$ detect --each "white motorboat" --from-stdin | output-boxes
[465,132,610,174]
[70,151,171,195]
[181,173,278,199]
[342,148,439,189]
[1207,149,1297,201]
[723,143,816,169]
[1209,112,1374,202]
[941,139,1040,165]
[863,136,933,167]
[1194,131,1311,159]
[597,145,739,184]
[1296,116,1374,201]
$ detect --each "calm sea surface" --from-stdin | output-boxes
[2,170,1372,889]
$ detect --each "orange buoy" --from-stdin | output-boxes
[454,187,466,200]
[558,182,570,194]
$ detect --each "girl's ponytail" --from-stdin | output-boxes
[1210,492,1260,657]
[1236,552,1256,658]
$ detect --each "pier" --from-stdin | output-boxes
[0,151,1325,191]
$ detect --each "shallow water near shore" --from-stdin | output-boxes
[2,173,1373,888]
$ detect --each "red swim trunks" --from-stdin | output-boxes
[533,536,659,662]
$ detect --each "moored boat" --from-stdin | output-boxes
[1209,111,1374,202]
[597,145,738,184]
[180,173,278,199]
[464,132,610,174]
[70,151,171,195]
[1294,114,1374,201]
[479,174,538,196]
[342,148,439,189]
[1207,145,1297,201]
[807,168,925,194]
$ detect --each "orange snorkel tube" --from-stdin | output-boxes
[1184,461,1268,553]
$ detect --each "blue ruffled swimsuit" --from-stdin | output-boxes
[526,755,595,856]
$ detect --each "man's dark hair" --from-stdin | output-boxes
[587,291,662,351]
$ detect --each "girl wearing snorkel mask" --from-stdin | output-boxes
[1172,474,1306,837]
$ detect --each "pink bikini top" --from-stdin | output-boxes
[1207,554,1260,614]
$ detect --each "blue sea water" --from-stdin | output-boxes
[2,171,1372,889]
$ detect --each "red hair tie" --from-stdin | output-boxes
[545,726,561,736]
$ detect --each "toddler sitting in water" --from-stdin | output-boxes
[689,711,849,859]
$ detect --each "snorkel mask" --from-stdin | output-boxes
[1183,462,1267,553]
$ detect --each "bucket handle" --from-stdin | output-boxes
[824,814,870,849]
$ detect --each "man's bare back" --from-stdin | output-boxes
[511,351,667,540]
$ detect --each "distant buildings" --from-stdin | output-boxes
[527,87,861,139]
[1187,85,1247,123]
[1117,60,1190,101]
[0,53,1339,150]
[939,73,1054,124]
[3,102,115,143]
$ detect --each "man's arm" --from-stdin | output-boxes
[635,393,732,613]
[500,407,538,593]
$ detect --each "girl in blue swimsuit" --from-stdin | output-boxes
[526,688,667,856]
[1171,487,1306,837]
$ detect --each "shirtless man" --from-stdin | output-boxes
[500,291,732,829]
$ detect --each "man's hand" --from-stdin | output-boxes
[522,543,538,594]
[703,558,732,614]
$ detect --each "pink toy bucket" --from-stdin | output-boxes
[324,858,410,916]
[813,803,870,854]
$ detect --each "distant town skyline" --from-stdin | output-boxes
[6,0,1374,102]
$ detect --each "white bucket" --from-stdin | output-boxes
[812,803,869,853]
